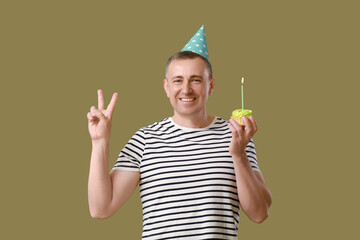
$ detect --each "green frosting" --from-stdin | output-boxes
[232,109,252,117]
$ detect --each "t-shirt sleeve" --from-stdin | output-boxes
[112,129,145,172]
[246,139,261,172]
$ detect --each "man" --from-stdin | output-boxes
[87,26,272,239]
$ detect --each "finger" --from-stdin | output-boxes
[228,122,239,139]
[90,106,105,120]
[243,117,255,135]
[98,89,104,110]
[107,92,118,116]
[230,118,244,132]
[90,106,97,114]
[87,112,93,121]
[87,112,98,121]
[230,118,245,130]
[92,110,105,121]
[249,116,258,133]
[229,120,245,140]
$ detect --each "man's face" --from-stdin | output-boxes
[164,57,215,118]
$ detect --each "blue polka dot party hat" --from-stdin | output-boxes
[181,25,209,60]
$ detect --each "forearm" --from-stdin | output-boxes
[88,140,113,218]
[233,154,271,223]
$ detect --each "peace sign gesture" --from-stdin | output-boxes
[87,89,118,142]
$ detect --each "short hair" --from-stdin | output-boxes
[165,51,213,79]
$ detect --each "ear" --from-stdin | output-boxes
[209,77,215,95]
[163,79,170,98]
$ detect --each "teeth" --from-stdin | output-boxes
[181,98,195,102]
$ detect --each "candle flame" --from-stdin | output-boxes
[241,77,244,85]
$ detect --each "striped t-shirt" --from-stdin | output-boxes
[112,116,260,240]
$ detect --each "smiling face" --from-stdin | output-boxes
[164,57,215,120]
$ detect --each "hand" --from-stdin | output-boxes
[228,116,258,158]
[87,89,118,142]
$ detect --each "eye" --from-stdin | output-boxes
[192,79,201,83]
[173,79,182,83]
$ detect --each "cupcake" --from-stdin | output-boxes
[231,109,252,126]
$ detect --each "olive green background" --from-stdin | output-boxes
[1,0,359,239]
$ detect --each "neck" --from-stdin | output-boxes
[172,112,214,128]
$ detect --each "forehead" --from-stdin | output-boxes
[167,58,209,78]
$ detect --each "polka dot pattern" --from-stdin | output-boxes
[181,25,209,60]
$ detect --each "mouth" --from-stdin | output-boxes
[180,97,196,102]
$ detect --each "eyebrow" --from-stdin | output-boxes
[171,75,204,80]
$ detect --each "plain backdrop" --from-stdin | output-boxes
[1,0,359,239]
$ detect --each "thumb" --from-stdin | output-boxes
[90,106,106,121]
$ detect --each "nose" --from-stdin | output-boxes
[181,80,192,95]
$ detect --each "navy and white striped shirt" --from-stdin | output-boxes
[113,117,260,240]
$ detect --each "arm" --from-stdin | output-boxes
[88,140,140,219]
[87,90,140,219]
[228,117,272,223]
[232,154,272,223]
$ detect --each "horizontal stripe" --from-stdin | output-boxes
[141,177,236,193]
[141,183,238,199]
[141,189,238,205]
[142,226,237,239]
[142,195,239,211]
[140,165,236,182]
[140,171,235,187]
[143,145,230,156]
[123,145,142,159]
[145,140,231,150]
[143,207,239,222]
[142,151,231,162]
[142,219,235,232]
[141,156,233,173]
[143,213,239,227]
[144,202,239,216]
[145,136,232,146]
[146,130,232,140]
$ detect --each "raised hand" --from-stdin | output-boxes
[228,116,258,158]
[87,89,118,142]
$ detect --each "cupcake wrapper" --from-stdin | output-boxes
[231,116,245,126]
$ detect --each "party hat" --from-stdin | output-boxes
[181,25,209,60]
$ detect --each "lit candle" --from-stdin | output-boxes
[241,77,244,111]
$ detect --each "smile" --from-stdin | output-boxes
[180,98,196,102]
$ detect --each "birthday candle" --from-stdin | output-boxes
[241,77,244,111]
